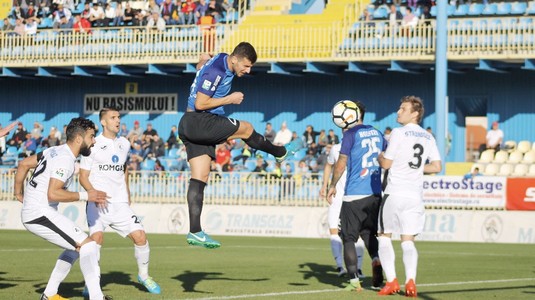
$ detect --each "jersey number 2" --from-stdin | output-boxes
[29,157,47,188]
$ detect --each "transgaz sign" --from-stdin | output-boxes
[0,0,12,19]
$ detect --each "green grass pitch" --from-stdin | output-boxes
[1,229,534,300]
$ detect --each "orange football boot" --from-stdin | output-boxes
[378,278,401,296]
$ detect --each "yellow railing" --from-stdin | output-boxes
[0,17,534,68]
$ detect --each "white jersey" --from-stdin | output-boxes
[327,143,347,195]
[22,144,76,219]
[383,123,441,197]
[80,134,130,203]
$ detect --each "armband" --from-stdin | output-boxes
[79,191,88,201]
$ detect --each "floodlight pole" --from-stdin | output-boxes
[435,0,448,172]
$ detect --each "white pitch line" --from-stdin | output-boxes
[178,277,535,300]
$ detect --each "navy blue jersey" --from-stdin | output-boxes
[187,53,235,115]
[340,124,387,197]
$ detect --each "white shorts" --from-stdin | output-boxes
[328,192,343,229]
[87,202,144,237]
[378,193,425,236]
[22,207,88,251]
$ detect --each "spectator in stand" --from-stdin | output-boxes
[119,123,128,137]
[249,154,268,180]
[123,2,136,25]
[103,3,116,27]
[193,0,209,24]
[2,18,15,31]
[81,2,91,20]
[22,2,39,24]
[134,9,149,27]
[317,129,328,153]
[327,129,339,145]
[273,121,292,146]
[387,4,402,27]
[128,120,143,140]
[358,8,374,27]
[401,7,418,33]
[303,125,320,149]
[151,134,166,158]
[24,18,37,35]
[166,125,179,149]
[154,158,165,172]
[11,4,24,22]
[264,122,275,143]
[8,122,28,148]
[53,4,73,30]
[146,0,161,15]
[147,11,166,31]
[181,0,196,25]
[232,143,252,165]
[215,143,231,172]
[60,125,67,144]
[89,2,105,27]
[64,0,75,12]
[206,0,223,22]
[407,0,417,9]
[170,144,189,172]
[41,126,61,148]
[143,123,158,141]
[481,121,504,153]
[198,12,216,53]
[128,141,144,172]
[160,0,176,25]
[30,122,43,143]
[38,0,51,19]
[464,167,482,180]
[14,18,25,35]
[419,5,432,27]
[384,127,392,141]
[73,14,91,33]
[21,132,39,157]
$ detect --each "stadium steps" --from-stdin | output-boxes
[250,0,293,16]
[219,0,361,59]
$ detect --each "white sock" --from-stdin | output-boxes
[355,238,365,271]
[378,236,397,282]
[401,240,418,284]
[329,234,344,268]
[43,250,79,296]
[135,241,150,281]
[79,241,104,299]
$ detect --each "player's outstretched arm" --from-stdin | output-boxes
[13,154,39,202]
[47,178,108,204]
[0,121,18,138]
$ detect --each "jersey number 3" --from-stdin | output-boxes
[408,144,424,169]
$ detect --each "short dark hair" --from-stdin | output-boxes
[66,117,96,142]
[99,107,119,121]
[231,42,257,64]
[354,100,366,122]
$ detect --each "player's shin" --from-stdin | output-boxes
[135,241,150,281]
[401,240,418,283]
[43,249,79,296]
[243,131,286,157]
[79,241,104,299]
[187,179,206,233]
[377,236,397,282]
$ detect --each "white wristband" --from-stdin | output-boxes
[79,191,88,201]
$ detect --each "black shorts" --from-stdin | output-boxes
[178,111,240,160]
[339,195,381,243]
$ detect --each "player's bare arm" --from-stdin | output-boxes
[378,152,393,170]
[47,178,107,204]
[79,168,95,192]
[13,154,39,202]
[0,121,18,138]
[327,154,348,203]
[194,91,244,110]
[125,167,132,205]
[319,162,334,198]
[424,160,442,174]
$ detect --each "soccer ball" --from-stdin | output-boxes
[331,100,360,129]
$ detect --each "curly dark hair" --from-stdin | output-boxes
[66,117,96,142]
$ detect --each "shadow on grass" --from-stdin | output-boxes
[296,263,346,288]
[417,284,535,300]
[33,271,140,298]
[0,272,18,289]
[173,270,268,293]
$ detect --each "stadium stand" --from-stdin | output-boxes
[493,150,509,164]
[511,163,528,177]
[507,150,524,164]
[517,140,532,153]
[484,163,500,176]
[497,163,513,176]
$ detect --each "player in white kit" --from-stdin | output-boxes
[377,96,442,297]
[14,117,110,300]
[79,107,161,294]
[320,142,366,278]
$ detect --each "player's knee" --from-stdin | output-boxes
[238,121,253,137]
[90,232,104,245]
[130,230,147,246]
[59,249,79,264]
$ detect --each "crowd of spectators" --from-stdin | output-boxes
[1,0,239,36]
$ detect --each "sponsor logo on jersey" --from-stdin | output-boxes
[98,164,125,171]
[112,155,119,163]
[211,75,222,91]
[227,118,237,126]
[202,79,211,90]
[100,145,107,150]
[55,168,66,178]
[360,168,369,177]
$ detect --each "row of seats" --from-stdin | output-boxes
[472,162,535,177]
[478,149,535,164]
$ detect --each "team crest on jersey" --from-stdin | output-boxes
[202,79,212,90]
[112,155,119,163]
[55,168,66,178]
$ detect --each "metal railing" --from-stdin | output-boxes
[0,16,533,67]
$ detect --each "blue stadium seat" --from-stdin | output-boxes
[467,3,485,16]
[141,159,156,171]
[481,3,497,15]
[372,6,388,19]
[430,5,437,17]
[511,2,527,14]
[447,4,456,16]
[496,2,512,15]
[453,4,469,16]
[527,2,535,14]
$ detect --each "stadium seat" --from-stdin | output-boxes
[141,159,156,171]
[447,4,457,16]
[528,1,535,14]
[478,149,495,163]
[372,6,388,19]
[430,5,437,17]
[468,3,485,16]
[533,141,535,150]
[517,140,532,153]
[484,163,499,176]
[511,2,527,15]
[1,146,19,164]
[497,163,513,176]
[512,164,528,177]
[522,150,535,164]
[503,140,517,152]
[453,4,469,16]
[496,2,512,15]
[493,150,509,163]
[508,151,524,163]
[528,164,535,177]
[482,3,498,15]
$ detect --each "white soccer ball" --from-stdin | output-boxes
[331,100,360,129]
